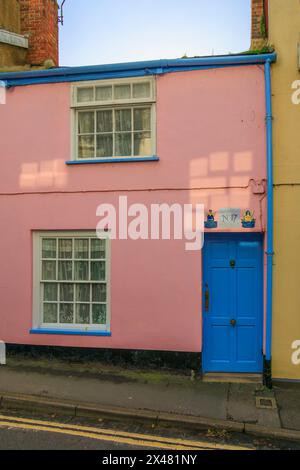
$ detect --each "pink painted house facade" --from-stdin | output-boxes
[0,54,275,374]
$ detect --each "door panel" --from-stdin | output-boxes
[236,326,256,362]
[236,267,256,319]
[210,267,231,317]
[203,234,263,373]
[210,326,231,363]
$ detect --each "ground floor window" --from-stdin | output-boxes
[32,231,110,332]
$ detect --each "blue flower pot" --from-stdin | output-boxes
[205,220,218,229]
[242,220,255,228]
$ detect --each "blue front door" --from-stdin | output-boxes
[202,234,263,373]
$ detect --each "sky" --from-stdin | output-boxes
[59,0,251,66]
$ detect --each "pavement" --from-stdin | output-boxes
[0,355,300,442]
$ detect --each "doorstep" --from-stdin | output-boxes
[202,373,263,384]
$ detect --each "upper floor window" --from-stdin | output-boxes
[71,78,156,160]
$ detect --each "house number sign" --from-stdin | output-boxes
[218,208,241,228]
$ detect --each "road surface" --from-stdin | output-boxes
[0,410,298,451]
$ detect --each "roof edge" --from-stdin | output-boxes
[0,53,277,86]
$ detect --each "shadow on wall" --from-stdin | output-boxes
[189,150,266,232]
[19,160,68,189]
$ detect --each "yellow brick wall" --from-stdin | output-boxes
[269,0,300,379]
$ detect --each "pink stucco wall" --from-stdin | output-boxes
[0,66,266,352]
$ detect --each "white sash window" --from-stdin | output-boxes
[71,78,156,160]
[32,232,110,332]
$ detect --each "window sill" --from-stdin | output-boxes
[66,156,159,165]
[30,329,111,337]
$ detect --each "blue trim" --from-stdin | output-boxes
[66,156,159,165]
[30,329,111,337]
[264,59,274,362]
[0,53,277,87]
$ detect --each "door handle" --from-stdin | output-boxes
[230,319,236,327]
[204,284,209,311]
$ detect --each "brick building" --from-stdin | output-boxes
[251,0,268,50]
[0,0,59,69]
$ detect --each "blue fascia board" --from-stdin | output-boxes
[30,328,111,337]
[66,156,159,165]
[3,69,161,87]
[0,53,277,87]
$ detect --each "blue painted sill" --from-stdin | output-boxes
[66,156,159,165]
[30,329,111,337]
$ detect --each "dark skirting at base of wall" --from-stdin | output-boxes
[263,356,272,389]
[6,344,202,373]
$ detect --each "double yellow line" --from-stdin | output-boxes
[0,414,251,450]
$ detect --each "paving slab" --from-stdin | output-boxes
[227,383,258,423]
[275,383,300,431]
[227,383,281,428]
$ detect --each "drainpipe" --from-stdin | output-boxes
[264,58,274,388]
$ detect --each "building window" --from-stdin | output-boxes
[71,78,156,160]
[33,232,110,332]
